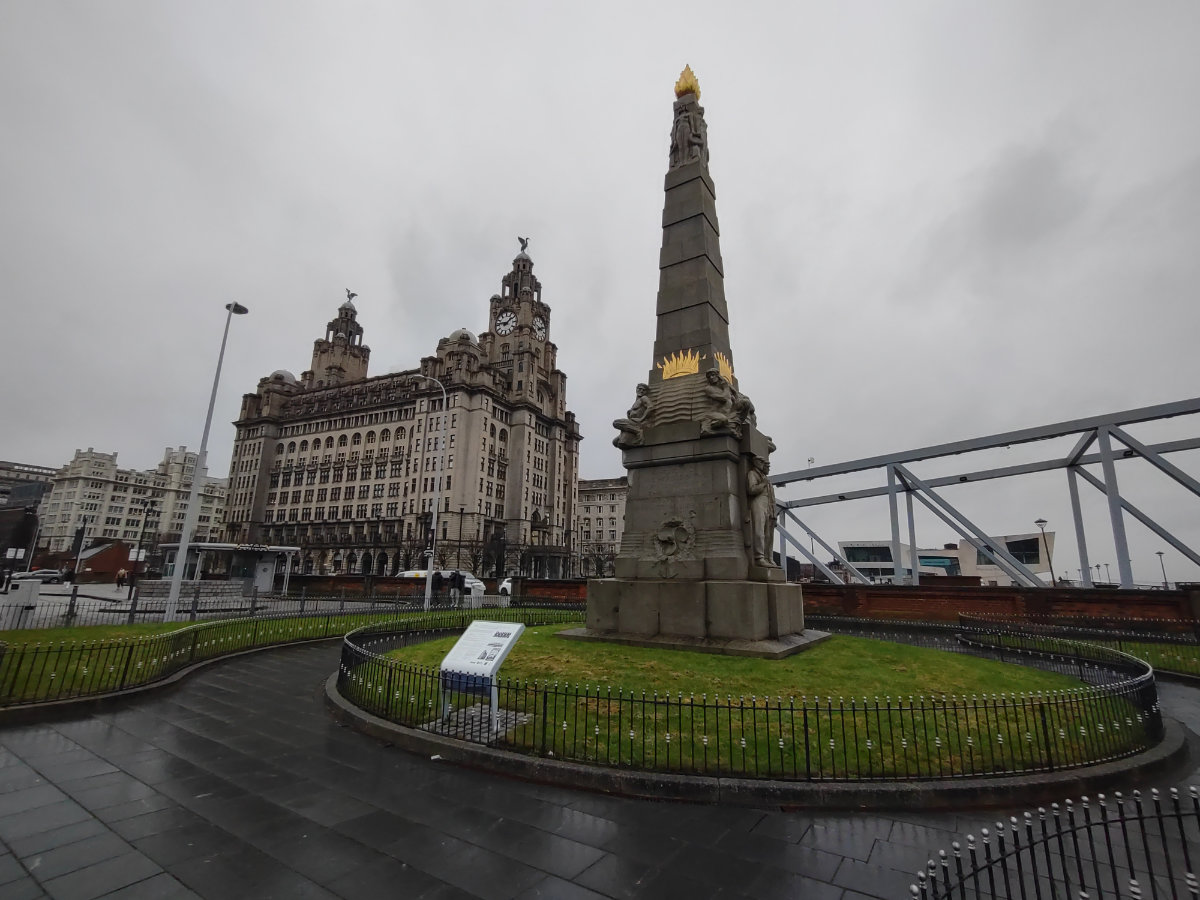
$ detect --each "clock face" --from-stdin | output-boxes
[495,310,517,335]
[532,316,547,340]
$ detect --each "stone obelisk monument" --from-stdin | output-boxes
[570,67,820,658]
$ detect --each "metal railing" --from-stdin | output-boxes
[0,587,552,633]
[962,613,1200,678]
[0,605,579,708]
[911,785,1199,899]
[337,619,1164,782]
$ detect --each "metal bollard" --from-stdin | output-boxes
[64,585,79,621]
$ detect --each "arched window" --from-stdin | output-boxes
[299,440,309,453]
[287,441,296,453]
[325,437,334,449]
[397,427,406,441]
[499,429,507,443]
[275,443,284,455]
[338,435,348,448]
[365,431,376,444]
[380,428,391,442]
[352,433,362,446]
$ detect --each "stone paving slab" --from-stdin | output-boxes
[0,641,1196,899]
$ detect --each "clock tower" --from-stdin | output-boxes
[482,240,558,388]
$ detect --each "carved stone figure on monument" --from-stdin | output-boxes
[746,455,778,567]
[669,103,708,169]
[612,383,655,448]
[733,388,757,429]
[698,367,742,437]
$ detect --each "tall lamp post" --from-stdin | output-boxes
[1034,518,1056,586]
[1156,551,1168,589]
[165,302,249,620]
[457,506,465,571]
[127,498,159,603]
[411,374,447,611]
[21,511,41,573]
[72,516,93,580]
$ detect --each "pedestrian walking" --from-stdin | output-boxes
[116,568,127,588]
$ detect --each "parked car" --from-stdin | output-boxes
[12,569,64,584]
[498,577,513,596]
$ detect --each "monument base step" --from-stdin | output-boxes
[558,627,831,660]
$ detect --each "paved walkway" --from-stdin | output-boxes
[1,642,1196,900]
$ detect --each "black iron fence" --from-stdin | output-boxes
[962,613,1200,679]
[0,586,563,633]
[911,785,1199,899]
[0,606,581,708]
[337,619,1163,782]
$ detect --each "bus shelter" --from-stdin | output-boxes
[160,542,302,594]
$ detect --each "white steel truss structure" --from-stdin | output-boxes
[769,397,1200,589]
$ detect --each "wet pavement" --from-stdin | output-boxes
[1,642,1196,900]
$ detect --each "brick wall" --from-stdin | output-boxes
[799,582,1200,622]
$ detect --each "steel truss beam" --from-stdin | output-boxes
[772,396,1200,487]
[894,465,1043,588]
[770,397,1200,590]
[778,509,868,584]
[779,437,1200,510]
[1073,467,1200,571]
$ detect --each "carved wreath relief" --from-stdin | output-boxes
[654,510,697,578]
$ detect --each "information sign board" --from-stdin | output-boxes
[439,620,525,735]
[440,620,525,681]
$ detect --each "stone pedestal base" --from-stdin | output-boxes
[575,578,815,659]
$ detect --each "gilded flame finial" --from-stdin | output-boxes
[674,64,700,101]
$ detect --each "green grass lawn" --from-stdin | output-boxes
[1090,639,1200,677]
[0,608,579,705]
[356,625,1147,780]
[386,625,1085,699]
[0,622,187,645]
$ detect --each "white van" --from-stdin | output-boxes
[397,570,486,597]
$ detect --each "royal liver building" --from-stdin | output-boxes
[223,246,582,579]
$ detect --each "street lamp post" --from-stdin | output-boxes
[127,499,159,603]
[1156,551,1168,589]
[165,302,249,620]
[1034,518,1056,586]
[22,513,41,573]
[72,516,92,580]
[457,506,465,570]
[412,374,447,611]
[1095,563,1102,584]
[1104,563,1112,583]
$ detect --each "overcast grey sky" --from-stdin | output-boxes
[3,2,1199,583]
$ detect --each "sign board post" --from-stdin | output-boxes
[438,620,525,736]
